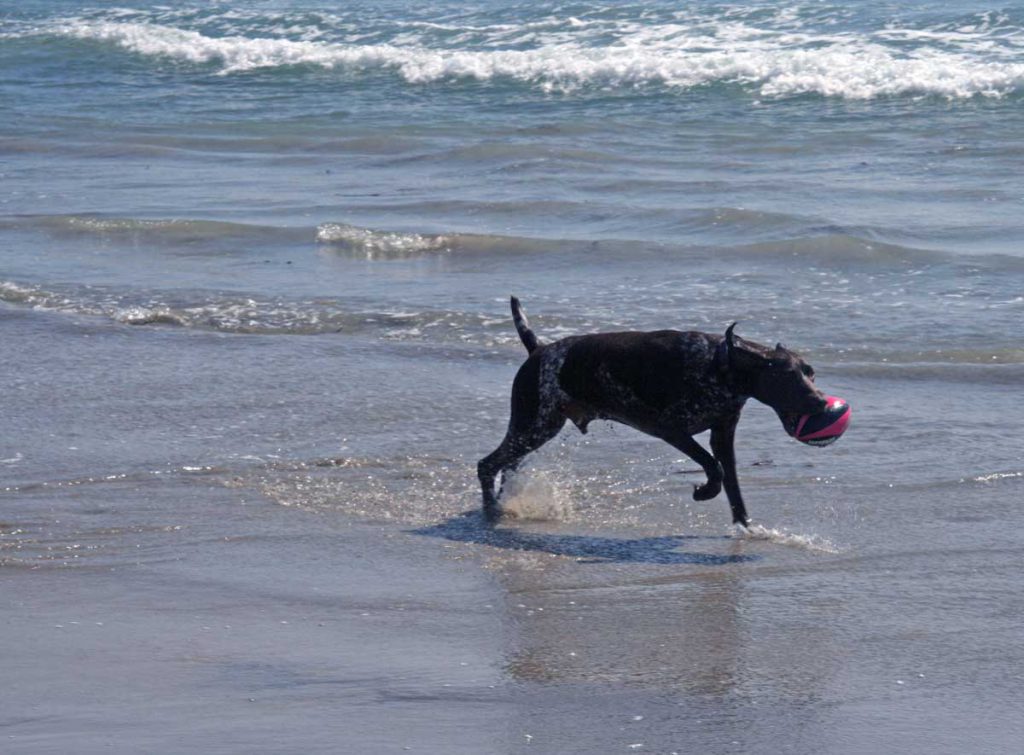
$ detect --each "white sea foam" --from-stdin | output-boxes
[48,16,1024,99]
[0,281,39,302]
[113,306,186,327]
[971,471,1024,483]
[0,280,78,312]
[0,277,491,340]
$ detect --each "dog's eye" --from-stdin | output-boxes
[802,366,815,381]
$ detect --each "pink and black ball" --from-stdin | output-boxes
[788,396,851,447]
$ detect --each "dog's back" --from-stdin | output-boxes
[554,330,728,432]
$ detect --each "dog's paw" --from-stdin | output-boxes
[692,479,722,501]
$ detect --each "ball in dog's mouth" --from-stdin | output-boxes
[784,396,851,446]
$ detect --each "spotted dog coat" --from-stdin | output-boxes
[477,297,828,527]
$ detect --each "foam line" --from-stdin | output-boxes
[46,17,1024,99]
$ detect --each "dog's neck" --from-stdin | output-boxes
[712,339,753,397]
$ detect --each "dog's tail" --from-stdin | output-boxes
[510,295,539,354]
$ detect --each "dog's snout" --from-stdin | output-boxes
[806,395,828,414]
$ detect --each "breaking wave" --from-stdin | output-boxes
[10,215,459,257]
[316,223,450,256]
[28,9,1024,100]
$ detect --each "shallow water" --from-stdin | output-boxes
[3,1,1024,752]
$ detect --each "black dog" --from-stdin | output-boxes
[477,297,827,527]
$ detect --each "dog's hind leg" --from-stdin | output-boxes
[477,413,566,522]
[478,435,516,518]
[478,349,569,521]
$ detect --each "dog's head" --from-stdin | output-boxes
[717,323,827,431]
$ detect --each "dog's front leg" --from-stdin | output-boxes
[710,416,750,527]
[656,430,723,502]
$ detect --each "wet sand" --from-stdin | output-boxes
[4,469,1023,754]
[2,480,508,753]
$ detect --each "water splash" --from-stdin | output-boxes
[738,523,841,554]
[499,471,574,522]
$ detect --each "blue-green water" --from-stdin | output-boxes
[2,2,1024,753]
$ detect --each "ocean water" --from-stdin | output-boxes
[2,2,1024,752]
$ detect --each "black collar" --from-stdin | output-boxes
[713,337,730,376]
